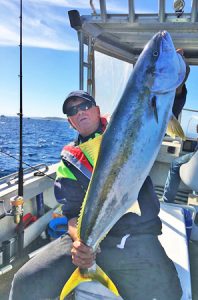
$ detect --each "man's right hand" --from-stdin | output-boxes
[68,217,96,268]
[71,240,96,269]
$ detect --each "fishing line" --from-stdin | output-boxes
[0,149,55,181]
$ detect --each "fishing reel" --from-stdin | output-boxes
[10,196,24,224]
[0,196,24,224]
[0,196,24,268]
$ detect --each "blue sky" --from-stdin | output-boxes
[0,0,197,119]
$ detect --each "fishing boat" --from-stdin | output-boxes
[0,1,198,299]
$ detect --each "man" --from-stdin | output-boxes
[10,91,182,300]
[172,48,190,119]
[162,49,196,203]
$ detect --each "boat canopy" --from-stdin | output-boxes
[68,0,198,95]
[69,0,198,66]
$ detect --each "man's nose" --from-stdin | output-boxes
[77,108,85,115]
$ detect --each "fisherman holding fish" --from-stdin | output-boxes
[162,49,196,203]
[10,31,186,300]
[172,48,190,119]
[10,91,182,300]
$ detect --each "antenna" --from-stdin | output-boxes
[10,0,24,256]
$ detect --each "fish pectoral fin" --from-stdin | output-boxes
[166,114,186,140]
[151,96,158,124]
[60,265,120,300]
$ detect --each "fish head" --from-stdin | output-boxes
[137,31,186,94]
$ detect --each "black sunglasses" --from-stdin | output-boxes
[66,101,95,117]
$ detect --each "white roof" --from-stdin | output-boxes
[69,0,198,65]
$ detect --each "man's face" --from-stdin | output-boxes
[66,98,101,137]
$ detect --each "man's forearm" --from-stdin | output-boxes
[68,217,79,241]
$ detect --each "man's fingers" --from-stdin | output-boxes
[71,248,95,260]
[72,254,95,268]
[73,240,93,254]
[176,48,184,56]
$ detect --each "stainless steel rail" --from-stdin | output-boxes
[0,164,49,187]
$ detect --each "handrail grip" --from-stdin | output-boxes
[0,164,49,186]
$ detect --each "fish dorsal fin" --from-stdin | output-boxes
[166,114,186,140]
[79,134,103,167]
[77,134,103,238]
[77,186,89,239]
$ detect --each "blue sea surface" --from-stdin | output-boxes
[0,116,76,178]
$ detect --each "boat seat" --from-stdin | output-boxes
[180,150,198,193]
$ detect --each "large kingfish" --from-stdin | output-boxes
[60,31,186,299]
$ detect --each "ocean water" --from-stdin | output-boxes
[0,116,76,178]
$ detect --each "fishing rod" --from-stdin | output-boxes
[0,148,55,181]
[19,0,23,197]
[10,0,24,257]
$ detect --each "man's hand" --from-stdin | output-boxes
[71,240,96,268]
[176,48,190,94]
[68,218,96,268]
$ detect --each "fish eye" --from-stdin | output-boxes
[153,51,158,57]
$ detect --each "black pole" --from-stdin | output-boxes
[16,0,24,256]
[19,0,23,195]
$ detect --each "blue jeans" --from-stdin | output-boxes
[162,152,194,203]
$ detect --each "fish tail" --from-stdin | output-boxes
[60,265,119,299]
[166,114,186,140]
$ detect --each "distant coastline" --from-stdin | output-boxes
[36,116,65,121]
[0,115,65,121]
[42,117,65,121]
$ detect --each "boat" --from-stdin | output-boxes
[0,1,198,299]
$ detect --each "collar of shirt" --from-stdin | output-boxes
[76,121,103,145]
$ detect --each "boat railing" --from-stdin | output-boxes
[0,164,49,188]
[183,108,198,114]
